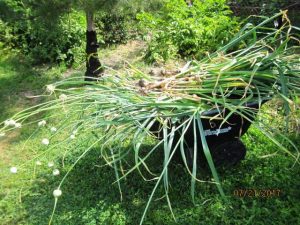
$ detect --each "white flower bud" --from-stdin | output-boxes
[36,161,42,166]
[38,120,47,127]
[52,169,60,176]
[0,133,5,137]
[59,94,67,101]
[53,189,62,198]
[5,119,16,127]
[48,162,54,168]
[42,138,49,145]
[10,167,18,174]
[70,134,75,140]
[15,123,22,128]
[50,127,57,133]
[46,84,55,93]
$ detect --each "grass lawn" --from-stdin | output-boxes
[0,49,299,225]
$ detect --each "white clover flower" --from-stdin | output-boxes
[59,94,68,101]
[38,120,47,127]
[5,119,16,127]
[50,127,57,133]
[42,138,50,145]
[52,169,60,176]
[53,189,62,198]
[0,133,5,137]
[70,134,75,140]
[10,167,18,174]
[48,162,54,168]
[46,84,55,93]
[36,161,42,166]
[15,123,22,129]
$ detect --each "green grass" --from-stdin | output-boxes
[1,128,299,225]
[0,51,66,122]
[0,52,299,225]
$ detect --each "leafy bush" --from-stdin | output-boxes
[24,12,85,66]
[95,13,130,46]
[0,20,13,49]
[0,0,85,66]
[137,0,240,63]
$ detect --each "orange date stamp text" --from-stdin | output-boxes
[233,189,281,198]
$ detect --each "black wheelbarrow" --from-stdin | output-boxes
[150,100,267,168]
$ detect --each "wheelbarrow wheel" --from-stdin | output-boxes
[210,139,246,167]
[181,139,246,169]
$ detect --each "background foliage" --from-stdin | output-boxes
[0,0,164,66]
[1,0,298,66]
[137,0,240,63]
[0,0,138,66]
[0,1,86,66]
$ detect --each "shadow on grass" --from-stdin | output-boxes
[20,146,199,225]
[18,137,300,225]
[0,53,62,122]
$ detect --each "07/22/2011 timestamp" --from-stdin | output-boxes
[233,189,281,198]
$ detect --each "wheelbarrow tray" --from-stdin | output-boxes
[150,100,267,167]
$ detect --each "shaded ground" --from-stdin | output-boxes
[2,131,299,225]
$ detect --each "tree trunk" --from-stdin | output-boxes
[84,11,104,81]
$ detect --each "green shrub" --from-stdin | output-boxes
[137,0,240,63]
[0,0,85,66]
[25,12,86,67]
[0,19,12,49]
[95,13,130,46]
